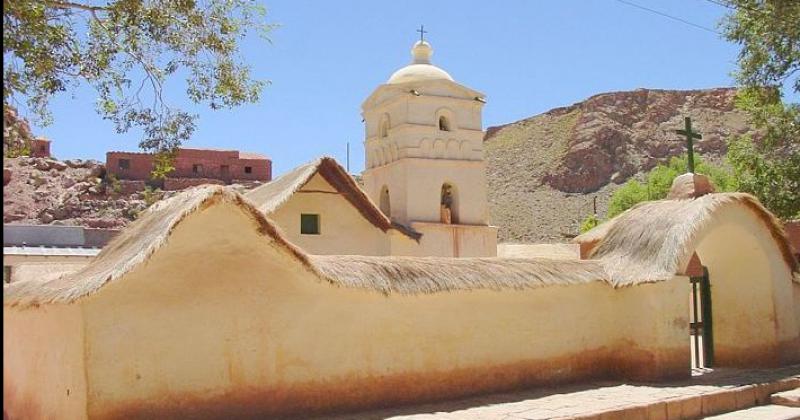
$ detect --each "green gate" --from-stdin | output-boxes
[690,267,714,368]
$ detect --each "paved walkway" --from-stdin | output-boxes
[313,366,800,420]
[703,405,800,419]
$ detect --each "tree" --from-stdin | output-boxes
[4,0,271,175]
[579,155,736,232]
[606,155,736,218]
[720,0,800,219]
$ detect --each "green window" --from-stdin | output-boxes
[300,214,320,235]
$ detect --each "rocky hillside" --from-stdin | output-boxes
[3,156,167,227]
[3,156,263,227]
[3,106,36,156]
[485,87,755,243]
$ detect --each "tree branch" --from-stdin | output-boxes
[42,1,108,13]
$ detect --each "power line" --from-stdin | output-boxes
[613,0,722,35]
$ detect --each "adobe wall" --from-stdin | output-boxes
[497,243,581,259]
[3,305,88,420]
[75,202,689,419]
[268,173,392,255]
[395,221,497,257]
[694,205,800,366]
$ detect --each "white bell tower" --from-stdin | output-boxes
[361,37,497,257]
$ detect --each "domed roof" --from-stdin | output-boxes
[387,41,454,85]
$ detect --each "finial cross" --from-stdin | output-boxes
[417,25,428,42]
[676,116,702,173]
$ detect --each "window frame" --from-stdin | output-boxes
[300,213,321,235]
[118,158,131,170]
[438,116,450,131]
[244,166,253,174]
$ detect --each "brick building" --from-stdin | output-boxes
[31,138,51,158]
[106,148,272,187]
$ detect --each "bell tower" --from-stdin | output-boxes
[361,37,497,256]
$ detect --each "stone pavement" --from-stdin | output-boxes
[772,388,800,407]
[313,366,800,420]
[703,405,800,419]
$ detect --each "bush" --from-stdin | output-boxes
[579,214,600,233]
[142,186,162,207]
[579,154,737,233]
[607,155,736,218]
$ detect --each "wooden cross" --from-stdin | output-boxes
[417,25,428,42]
[676,117,702,173]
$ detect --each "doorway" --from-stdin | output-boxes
[690,266,714,369]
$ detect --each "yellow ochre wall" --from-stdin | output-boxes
[71,203,688,418]
[268,173,392,255]
[3,304,88,420]
[694,204,800,366]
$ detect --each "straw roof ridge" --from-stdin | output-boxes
[575,193,799,286]
[4,186,317,308]
[311,255,610,295]
[245,156,421,241]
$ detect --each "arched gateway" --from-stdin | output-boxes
[576,176,800,372]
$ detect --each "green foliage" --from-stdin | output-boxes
[720,0,800,219]
[141,186,162,207]
[106,173,122,194]
[4,0,272,155]
[4,143,31,158]
[606,155,737,218]
[728,133,800,219]
[151,149,177,180]
[579,213,600,234]
[607,179,649,219]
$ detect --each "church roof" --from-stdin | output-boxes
[387,40,454,85]
[244,157,420,240]
[574,193,799,286]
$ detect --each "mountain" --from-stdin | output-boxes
[484,87,755,243]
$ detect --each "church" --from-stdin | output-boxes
[244,38,497,258]
[3,38,799,420]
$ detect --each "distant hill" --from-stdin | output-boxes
[484,87,756,243]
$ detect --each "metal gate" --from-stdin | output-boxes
[690,267,714,369]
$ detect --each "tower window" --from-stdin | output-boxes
[440,183,458,224]
[300,214,321,235]
[439,116,450,131]
[379,186,391,218]
[118,159,131,170]
[380,121,389,138]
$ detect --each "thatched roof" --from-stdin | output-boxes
[8,189,797,309]
[4,186,314,308]
[574,193,800,286]
[244,157,420,240]
[312,255,607,295]
[4,186,613,308]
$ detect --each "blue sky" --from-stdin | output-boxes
[26,0,742,175]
